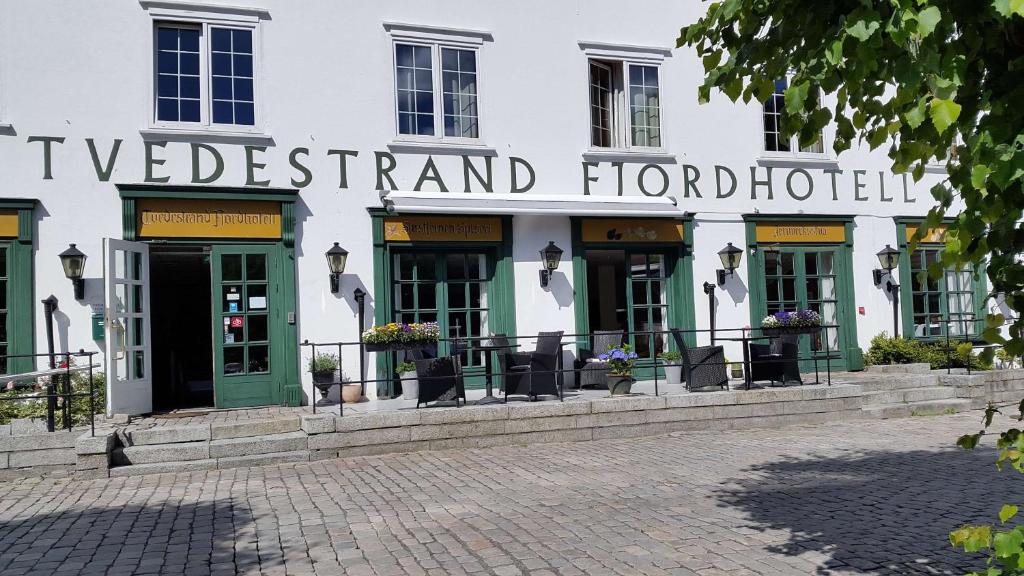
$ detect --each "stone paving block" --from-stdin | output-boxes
[308,427,411,449]
[75,431,116,455]
[334,411,421,432]
[209,432,308,458]
[210,417,300,440]
[72,468,109,481]
[589,395,667,413]
[10,448,75,468]
[119,442,210,464]
[506,401,591,419]
[299,414,336,434]
[409,419,507,442]
[216,450,310,469]
[417,405,509,425]
[505,415,578,434]
[126,425,210,446]
[108,458,217,477]
[664,392,736,409]
[0,431,77,452]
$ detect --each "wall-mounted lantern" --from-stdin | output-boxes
[874,244,901,337]
[716,242,743,285]
[58,243,87,300]
[326,242,349,294]
[539,241,563,289]
[873,244,900,286]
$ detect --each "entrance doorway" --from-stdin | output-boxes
[150,245,213,410]
[584,249,669,378]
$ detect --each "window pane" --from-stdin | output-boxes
[155,25,201,123]
[396,43,434,135]
[248,345,269,373]
[441,48,479,138]
[589,62,613,147]
[211,27,255,126]
[628,65,661,147]
[246,254,266,281]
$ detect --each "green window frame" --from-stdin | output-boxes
[0,200,37,376]
[896,219,987,341]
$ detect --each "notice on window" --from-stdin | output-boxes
[230,316,244,329]
[249,296,267,310]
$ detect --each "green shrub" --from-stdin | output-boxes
[308,352,339,375]
[864,333,992,370]
[0,370,105,427]
[658,350,683,363]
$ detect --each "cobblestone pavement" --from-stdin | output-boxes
[0,412,1018,576]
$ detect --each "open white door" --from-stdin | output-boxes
[104,239,153,416]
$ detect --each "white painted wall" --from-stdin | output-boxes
[0,1,953,404]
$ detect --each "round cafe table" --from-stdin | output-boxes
[474,340,521,405]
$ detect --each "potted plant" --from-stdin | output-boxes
[658,350,683,386]
[761,309,822,335]
[340,374,363,404]
[397,361,418,400]
[309,352,338,406]
[362,322,441,352]
[727,357,743,379]
[598,344,639,396]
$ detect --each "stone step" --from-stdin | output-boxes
[210,417,300,440]
[210,432,307,458]
[109,459,216,477]
[863,398,973,419]
[855,375,941,392]
[864,386,955,406]
[865,363,933,374]
[116,442,210,465]
[126,425,210,446]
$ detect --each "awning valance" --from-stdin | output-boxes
[383,191,683,217]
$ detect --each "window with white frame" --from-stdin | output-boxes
[763,78,824,154]
[588,59,662,149]
[394,42,479,139]
[154,21,257,128]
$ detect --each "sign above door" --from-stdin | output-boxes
[136,198,281,239]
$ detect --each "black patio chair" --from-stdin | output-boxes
[574,330,623,389]
[413,356,466,408]
[748,342,801,385]
[670,329,729,391]
[504,331,564,402]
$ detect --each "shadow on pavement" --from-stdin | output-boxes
[0,498,269,574]
[715,444,1018,575]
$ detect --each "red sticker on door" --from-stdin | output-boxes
[230,316,244,328]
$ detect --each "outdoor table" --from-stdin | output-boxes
[475,340,521,405]
[715,335,771,390]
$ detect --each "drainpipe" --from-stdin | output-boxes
[41,296,58,432]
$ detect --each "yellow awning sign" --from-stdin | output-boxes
[383,216,503,242]
[0,211,18,238]
[905,224,947,244]
[137,198,281,239]
[580,219,684,243]
[755,222,846,243]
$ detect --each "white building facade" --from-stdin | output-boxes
[0,1,986,414]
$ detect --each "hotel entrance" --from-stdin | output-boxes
[108,187,301,415]
[746,218,863,371]
[572,218,695,380]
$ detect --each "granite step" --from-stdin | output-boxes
[209,432,307,458]
[855,375,942,392]
[115,442,210,465]
[210,417,301,440]
[863,398,973,419]
[864,386,956,406]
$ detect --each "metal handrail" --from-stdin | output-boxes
[0,350,100,436]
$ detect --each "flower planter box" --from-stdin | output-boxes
[762,326,821,337]
[363,342,437,353]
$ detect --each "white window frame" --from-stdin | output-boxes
[385,23,491,147]
[760,78,830,160]
[579,42,671,156]
[141,2,265,135]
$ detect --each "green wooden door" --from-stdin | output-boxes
[625,250,670,379]
[212,245,282,407]
[758,246,846,371]
[392,250,493,388]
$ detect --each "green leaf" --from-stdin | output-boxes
[994,0,1024,17]
[904,101,927,129]
[959,433,983,449]
[930,98,962,133]
[994,530,1023,557]
[951,525,993,552]
[972,165,993,189]
[784,81,811,114]
[917,6,942,37]
[847,19,880,41]
[703,50,723,72]
[1001,505,1019,523]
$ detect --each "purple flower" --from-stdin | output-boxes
[597,353,610,361]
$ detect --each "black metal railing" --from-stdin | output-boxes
[0,350,100,436]
[300,324,843,416]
